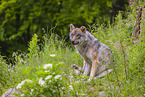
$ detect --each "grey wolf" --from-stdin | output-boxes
[69,24,113,81]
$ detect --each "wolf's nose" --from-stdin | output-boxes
[71,41,75,44]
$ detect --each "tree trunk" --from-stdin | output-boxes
[132,6,145,40]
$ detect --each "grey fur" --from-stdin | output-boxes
[70,24,113,80]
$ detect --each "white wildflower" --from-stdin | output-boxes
[99,91,105,96]
[44,70,50,72]
[45,75,52,80]
[68,85,73,90]
[38,77,45,86]
[16,79,32,89]
[55,75,62,80]
[20,58,24,63]
[61,87,65,90]
[30,89,34,95]
[76,92,78,95]
[50,54,56,57]
[20,94,24,96]
[43,64,52,69]
[49,80,52,83]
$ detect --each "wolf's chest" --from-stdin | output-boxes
[78,47,93,64]
[85,48,93,60]
[83,50,93,65]
[76,45,93,63]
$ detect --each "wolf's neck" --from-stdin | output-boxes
[75,41,90,56]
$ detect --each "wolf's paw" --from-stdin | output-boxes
[87,78,92,82]
[71,64,79,69]
[82,78,92,83]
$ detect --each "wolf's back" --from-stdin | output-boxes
[96,42,113,74]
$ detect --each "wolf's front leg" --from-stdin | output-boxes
[89,59,99,81]
[82,60,86,71]
[83,62,91,76]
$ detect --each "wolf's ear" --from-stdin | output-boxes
[70,24,75,31]
[80,26,86,33]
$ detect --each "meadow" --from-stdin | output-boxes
[1,12,145,96]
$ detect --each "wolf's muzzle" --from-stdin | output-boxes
[71,41,79,45]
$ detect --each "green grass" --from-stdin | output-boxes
[1,12,145,96]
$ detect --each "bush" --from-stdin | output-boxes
[1,10,145,96]
[91,12,145,96]
[16,62,68,96]
[0,55,10,93]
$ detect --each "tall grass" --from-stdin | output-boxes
[91,12,145,96]
[1,11,145,96]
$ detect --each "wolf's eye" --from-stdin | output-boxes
[76,34,81,39]
[71,33,74,36]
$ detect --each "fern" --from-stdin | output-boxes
[27,33,38,58]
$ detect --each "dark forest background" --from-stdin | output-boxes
[0,0,134,63]
[1,0,145,96]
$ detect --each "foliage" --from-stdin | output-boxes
[1,2,145,96]
[0,55,10,92]
[16,62,68,97]
[27,33,38,59]
[91,11,145,96]
[0,0,121,58]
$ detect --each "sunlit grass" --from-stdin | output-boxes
[1,12,145,96]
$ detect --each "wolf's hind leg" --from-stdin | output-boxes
[71,64,83,75]
[95,69,113,78]
[71,64,81,71]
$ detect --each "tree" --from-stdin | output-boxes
[0,0,128,62]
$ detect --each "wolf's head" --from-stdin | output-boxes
[69,24,87,45]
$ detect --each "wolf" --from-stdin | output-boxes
[69,24,113,81]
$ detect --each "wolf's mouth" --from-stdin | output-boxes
[71,41,79,45]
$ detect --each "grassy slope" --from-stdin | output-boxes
[1,12,145,96]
